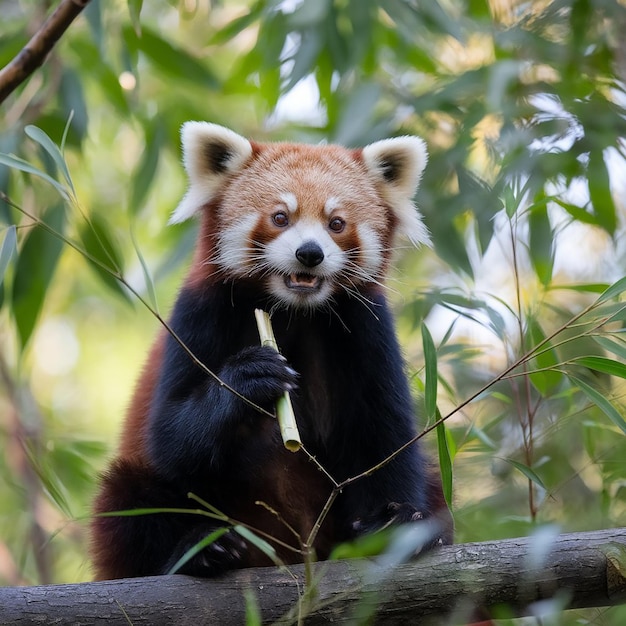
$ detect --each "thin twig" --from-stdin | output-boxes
[339,292,613,489]
[1,192,275,419]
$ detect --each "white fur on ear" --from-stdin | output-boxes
[362,136,430,246]
[169,122,253,224]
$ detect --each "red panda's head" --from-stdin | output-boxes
[171,122,430,308]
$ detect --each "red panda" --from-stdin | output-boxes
[90,122,453,580]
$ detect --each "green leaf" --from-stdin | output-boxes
[70,39,130,115]
[596,276,626,304]
[330,525,395,559]
[130,225,158,311]
[166,527,229,575]
[334,83,382,146]
[24,125,75,194]
[421,323,437,422]
[61,110,75,154]
[593,336,626,362]
[0,225,17,287]
[233,525,281,565]
[284,31,323,92]
[569,375,626,436]
[79,214,132,304]
[527,318,563,395]
[571,356,626,380]
[549,282,609,295]
[209,0,266,45]
[436,418,453,508]
[12,204,65,347]
[553,198,599,226]
[128,0,143,36]
[244,589,262,626]
[528,199,553,286]
[587,149,616,235]
[24,445,73,518]
[84,0,104,55]
[59,70,89,143]
[0,153,70,201]
[123,26,219,89]
[502,458,547,490]
[129,122,164,215]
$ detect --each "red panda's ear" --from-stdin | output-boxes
[362,136,431,247]
[169,122,253,224]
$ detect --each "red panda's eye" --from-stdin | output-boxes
[329,217,346,233]
[272,212,289,227]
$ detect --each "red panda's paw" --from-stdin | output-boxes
[352,502,446,548]
[167,526,249,577]
[220,345,298,408]
[352,502,423,535]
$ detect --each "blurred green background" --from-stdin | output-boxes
[1,0,626,623]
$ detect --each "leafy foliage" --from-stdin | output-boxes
[1,0,625,622]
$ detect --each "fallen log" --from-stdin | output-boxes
[1,528,625,624]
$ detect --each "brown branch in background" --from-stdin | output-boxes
[0,0,92,105]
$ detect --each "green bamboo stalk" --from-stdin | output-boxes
[254,309,302,452]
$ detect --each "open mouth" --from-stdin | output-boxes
[284,273,323,292]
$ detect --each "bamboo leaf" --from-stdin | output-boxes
[549,282,609,294]
[596,276,626,304]
[244,589,262,626]
[587,149,616,235]
[330,526,395,559]
[166,527,229,575]
[129,122,164,216]
[436,417,453,508]
[0,153,70,201]
[60,110,75,153]
[130,225,158,311]
[571,356,626,380]
[502,459,547,490]
[593,336,626,362]
[569,375,626,436]
[123,26,219,88]
[233,525,281,565]
[79,215,132,304]
[421,323,437,422]
[23,445,73,518]
[527,318,563,394]
[0,225,17,287]
[528,199,553,286]
[24,125,75,194]
[59,70,88,144]
[208,0,266,45]
[12,204,65,347]
[128,0,143,36]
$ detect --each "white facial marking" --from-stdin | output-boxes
[216,213,258,273]
[279,192,298,214]
[356,224,384,276]
[324,196,340,216]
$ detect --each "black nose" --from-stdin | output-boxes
[295,241,324,268]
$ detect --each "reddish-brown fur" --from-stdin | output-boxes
[91,125,451,582]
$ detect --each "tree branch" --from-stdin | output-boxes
[0,0,92,105]
[1,528,625,624]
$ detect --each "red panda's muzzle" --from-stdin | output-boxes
[285,273,323,292]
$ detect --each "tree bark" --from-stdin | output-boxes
[0,0,92,104]
[1,528,625,625]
